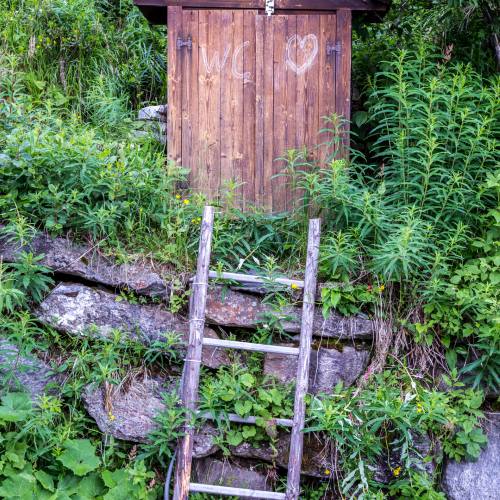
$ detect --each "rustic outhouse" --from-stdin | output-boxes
[134,0,391,210]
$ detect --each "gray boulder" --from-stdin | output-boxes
[0,338,63,403]
[192,455,272,490]
[441,412,500,500]
[264,344,370,395]
[82,377,218,457]
[204,285,374,339]
[0,225,167,298]
[230,428,330,478]
[35,283,231,369]
[138,105,167,122]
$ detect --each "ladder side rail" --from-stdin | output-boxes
[285,219,321,500]
[173,206,215,500]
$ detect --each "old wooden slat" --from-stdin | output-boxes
[197,412,293,427]
[182,9,199,186]
[167,6,183,165]
[242,9,256,207]
[135,0,391,14]
[295,15,320,207]
[285,218,321,500]
[318,13,336,166]
[190,484,286,500]
[255,14,274,209]
[220,10,243,201]
[202,337,300,354]
[198,10,222,199]
[335,9,351,158]
[173,206,215,500]
[202,269,304,287]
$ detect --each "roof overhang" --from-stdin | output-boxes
[134,0,392,25]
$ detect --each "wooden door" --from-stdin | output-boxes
[167,7,351,211]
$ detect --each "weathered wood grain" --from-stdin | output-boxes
[318,13,336,166]
[190,483,286,500]
[202,337,300,354]
[198,10,222,199]
[182,9,199,186]
[173,206,215,500]
[167,6,183,166]
[242,10,256,207]
[335,9,351,158]
[285,219,321,500]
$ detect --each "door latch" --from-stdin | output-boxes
[177,36,192,50]
[326,41,341,56]
[265,0,274,16]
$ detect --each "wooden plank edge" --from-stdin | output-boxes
[202,337,300,355]
[197,412,293,427]
[188,270,304,288]
[189,483,287,500]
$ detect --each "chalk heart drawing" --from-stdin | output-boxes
[286,34,318,74]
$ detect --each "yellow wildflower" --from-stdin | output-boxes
[380,285,385,290]
[192,219,195,222]
[176,195,181,199]
[37,45,40,48]
[184,199,189,205]
[110,415,114,421]
[325,470,330,475]
[197,218,201,221]
[109,412,112,415]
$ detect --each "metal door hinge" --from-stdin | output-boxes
[326,41,341,56]
[177,36,192,50]
[265,0,274,16]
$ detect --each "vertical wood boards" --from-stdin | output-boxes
[336,10,351,157]
[182,9,199,186]
[318,14,336,166]
[242,10,256,206]
[285,219,321,500]
[220,10,244,204]
[255,15,274,209]
[173,206,215,500]
[167,6,183,165]
[169,8,349,209]
[198,10,222,198]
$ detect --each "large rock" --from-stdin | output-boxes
[192,455,271,490]
[138,105,167,122]
[0,338,63,403]
[264,344,370,394]
[441,412,500,500]
[204,286,374,339]
[230,428,330,478]
[36,283,231,369]
[82,377,218,456]
[0,225,167,298]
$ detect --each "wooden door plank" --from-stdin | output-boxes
[273,14,296,212]
[167,6,183,166]
[173,206,215,500]
[220,10,243,206]
[336,9,351,158]
[255,15,274,210]
[318,13,336,166]
[198,10,222,199]
[295,15,320,208]
[182,9,199,186]
[242,9,257,207]
[285,219,321,500]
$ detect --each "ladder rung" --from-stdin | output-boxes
[193,270,304,288]
[189,483,286,500]
[198,412,293,427]
[202,338,299,355]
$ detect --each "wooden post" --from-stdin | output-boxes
[285,219,321,500]
[173,206,215,500]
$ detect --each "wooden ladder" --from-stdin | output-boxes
[173,206,321,500]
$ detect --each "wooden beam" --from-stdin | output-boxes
[285,219,321,500]
[198,412,294,427]
[134,0,390,12]
[173,206,215,500]
[190,484,287,500]
[190,270,304,287]
[202,337,300,354]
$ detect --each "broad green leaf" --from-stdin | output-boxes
[234,400,252,416]
[226,431,243,446]
[35,471,54,492]
[0,393,32,421]
[77,473,107,499]
[240,373,255,388]
[58,440,99,476]
[242,426,256,439]
[0,474,33,500]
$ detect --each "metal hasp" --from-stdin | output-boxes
[326,40,341,55]
[177,36,192,50]
[265,0,274,16]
